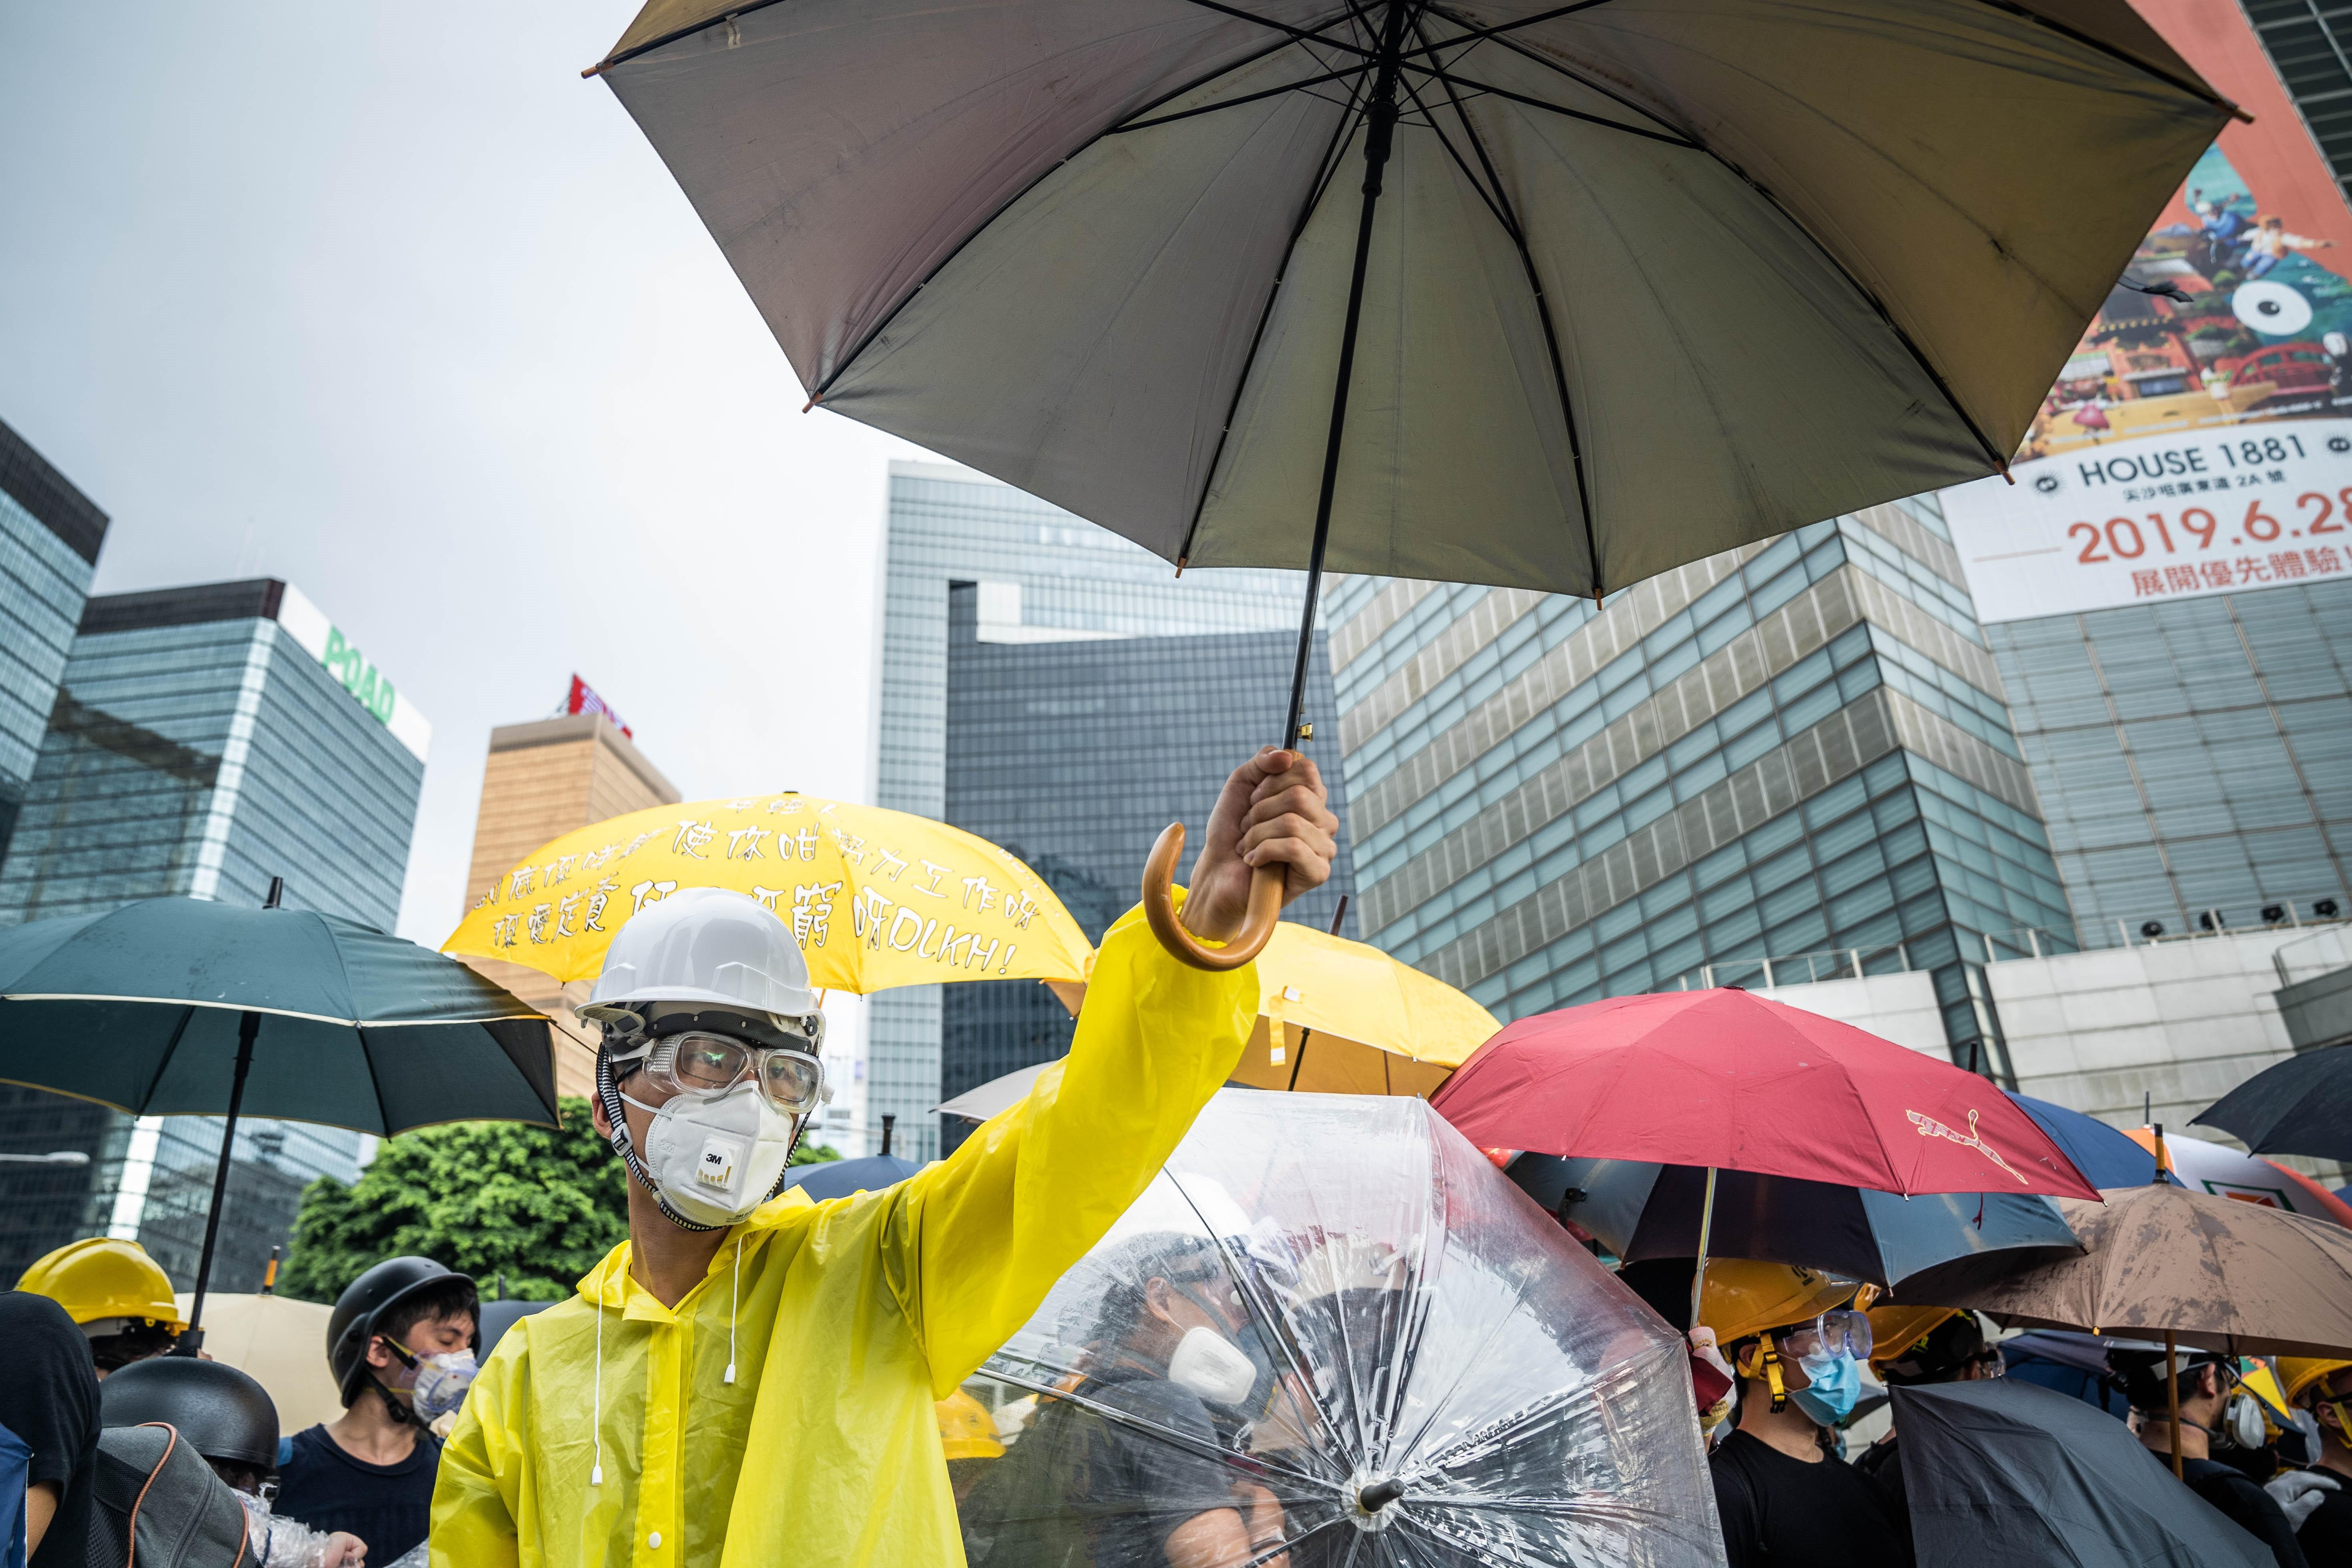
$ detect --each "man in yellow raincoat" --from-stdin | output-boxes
[431,748,1337,1567]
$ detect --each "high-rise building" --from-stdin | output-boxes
[1331,502,2067,1081]
[874,460,1315,1159]
[457,699,681,1100]
[0,578,430,1289]
[2235,0,2352,195]
[940,584,1355,1151]
[0,417,108,867]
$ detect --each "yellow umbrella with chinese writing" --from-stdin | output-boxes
[442,793,1092,992]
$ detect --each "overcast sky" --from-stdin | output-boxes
[0,0,934,1050]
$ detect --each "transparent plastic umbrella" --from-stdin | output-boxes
[954,1090,1722,1567]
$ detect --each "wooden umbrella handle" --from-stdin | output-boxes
[1142,822,1282,971]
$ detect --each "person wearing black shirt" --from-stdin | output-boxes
[0,1291,102,1568]
[1704,1263,1912,1568]
[2108,1345,2310,1568]
[2284,1358,2352,1564]
[960,1232,1280,1568]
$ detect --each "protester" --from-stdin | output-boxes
[277,1257,478,1564]
[16,1237,186,1375]
[430,747,1336,1566]
[1853,1307,2002,1513]
[100,1356,367,1567]
[2107,1345,2314,1568]
[959,1230,1286,1566]
[2281,1358,2352,1558]
[1702,1261,1913,1568]
[0,1289,100,1565]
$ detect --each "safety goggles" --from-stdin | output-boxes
[628,1031,825,1114]
[1773,1308,1873,1364]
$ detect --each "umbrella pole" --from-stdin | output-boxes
[1689,1166,1719,1331]
[1280,0,1412,747]
[2166,1329,2183,1478]
[186,1008,259,1343]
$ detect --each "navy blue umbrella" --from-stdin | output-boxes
[0,891,555,1334]
[783,1154,922,1202]
[2006,1091,2176,1188]
[1509,1154,2079,1290]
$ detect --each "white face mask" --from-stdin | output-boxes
[627,1080,802,1227]
[410,1349,479,1420]
[1167,1325,1257,1407]
[2221,1389,2270,1451]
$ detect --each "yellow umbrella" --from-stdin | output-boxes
[1225,922,1498,1099]
[443,794,1092,993]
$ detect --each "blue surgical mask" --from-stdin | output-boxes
[1789,1352,1860,1426]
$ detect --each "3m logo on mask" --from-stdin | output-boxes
[698,1136,743,1190]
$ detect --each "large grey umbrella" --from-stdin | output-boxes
[591,0,2228,960]
[1894,1378,2272,1568]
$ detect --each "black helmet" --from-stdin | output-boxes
[100,1357,279,1467]
[327,1257,478,1407]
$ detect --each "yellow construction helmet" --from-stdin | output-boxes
[17,1237,186,1332]
[2280,1357,2352,1404]
[1867,1305,1959,1365]
[936,1389,1005,1461]
[1698,1261,1861,1347]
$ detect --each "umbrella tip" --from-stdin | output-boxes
[263,876,284,910]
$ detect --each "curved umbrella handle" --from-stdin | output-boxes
[1142,822,1282,972]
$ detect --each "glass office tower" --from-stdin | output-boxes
[1986,579,2351,942]
[0,417,108,868]
[940,584,1354,1151]
[1331,499,2071,1078]
[0,578,430,1288]
[875,460,1311,1159]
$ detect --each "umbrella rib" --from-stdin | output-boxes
[134,1005,199,1115]
[1402,66,1697,148]
[1173,53,1380,566]
[1113,62,1375,134]
[1396,0,1626,61]
[1423,10,2011,474]
[1112,27,1356,133]
[1163,0,1379,58]
[809,6,1366,404]
[1403,38,1601,592]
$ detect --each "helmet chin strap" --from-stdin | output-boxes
[596,1043,803,1234]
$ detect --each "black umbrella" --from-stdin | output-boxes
[2196,1044,2352,1162]
[0,887,556,1338]
[1893,1377,2271,1568]
[782,1154,922,1202]
[1508,1154,2081,1290]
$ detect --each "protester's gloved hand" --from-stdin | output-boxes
[2264,1469,2340,1530]
[1689,1328,1736,1431]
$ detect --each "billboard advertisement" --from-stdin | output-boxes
[1939,0,2352,625]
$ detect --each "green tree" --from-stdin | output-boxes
[280,1097,629,1304]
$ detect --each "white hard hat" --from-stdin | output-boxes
[580,887,819,1031]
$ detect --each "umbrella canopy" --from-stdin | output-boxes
[783,1153,924,1201]
[935,1060,1055,1125]
[2197,1045,2352,1163]
[1906,1183,2352,1359]
[2008,1093,2173,1189]
[0,899,557,1134]
[589,0,2227,604]
[170,1292,344,1433]
[1893,1377,2272,1568]
[443,794,1093,993]
[1508,1154,2081,1289]
[2126,1127,2352,1225]
[956,1089,1720,1565]
[1432,989,2099,1199]
[1224,920,1498,1097]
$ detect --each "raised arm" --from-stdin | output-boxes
[901,748,1337,1392]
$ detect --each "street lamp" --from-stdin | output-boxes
[0,1151,90,1166]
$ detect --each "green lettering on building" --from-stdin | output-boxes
[321,627,397,728]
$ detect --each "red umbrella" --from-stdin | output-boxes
[1432,989,2099,1321]
[1434,990,2098,1199]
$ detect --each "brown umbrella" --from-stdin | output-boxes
[1902,1181,2352,1476]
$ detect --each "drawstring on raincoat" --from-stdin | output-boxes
[726,1236,742,1384]
[591,1296,605,1486]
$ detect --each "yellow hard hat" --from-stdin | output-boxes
[2280,1357,2352,1404]
[1867,1305,1960,1366]
[936,1389,1005,1461]
[18,1237,186,1331]
[1698,1261,1861,1347]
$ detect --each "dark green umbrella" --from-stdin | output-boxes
[0,887,557,1336]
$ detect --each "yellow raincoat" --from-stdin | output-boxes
[430,907,1253,1566]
